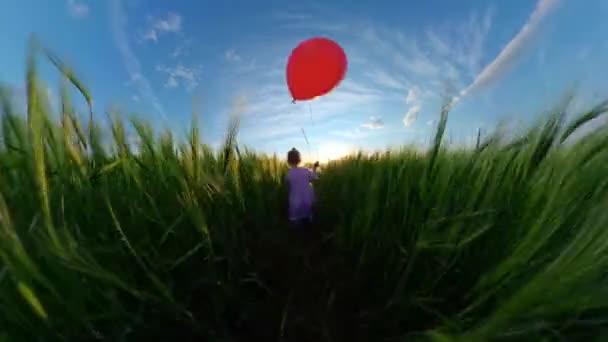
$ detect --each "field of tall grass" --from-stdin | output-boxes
[1,40,608,341]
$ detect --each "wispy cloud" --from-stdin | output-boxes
[238,78,385,143]
[361,27,441,81]
[271,6,494,99]
[331,128,370,139]
[224,49,242,62]
[440,8,494,78]
[361,116,384,129]
[171,46,184,58]
[332,123,404,142]
[67,0,89,19]
[143,12,182,42]
[156,64,202,91]
[458,0,559,100]
[426,30,450,56]
[273,11,315,22]
[143,30,158,42]
[154,12,182,32]
[170,39,191,58]
[235,6,503,145]
[110,0,166,117]
[350,7,495,112]
[231,95,249,115]
[403,105,420,127]
[365,69,407,91]
[274,10,348,33]
[222,48,259,75]
[395,52,440,77]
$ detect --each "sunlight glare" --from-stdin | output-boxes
[317,142,352,163]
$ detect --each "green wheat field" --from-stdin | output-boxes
[1,39,608,341]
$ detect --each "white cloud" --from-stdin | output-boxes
[403,85,424,127]
[165,77,178,88]
[406,87,418,105]
[110,0,166,118]
[361,116,385,129]
[157,64,202,91]
[143,12,182,42]
[224,49,242,62]
[426,119,435,126]
[403,105,420,127]
[132,95,140,102]
[67,0,89,18]
[143,30,157,42]
[459,0,559,100]
[155,12,181,32]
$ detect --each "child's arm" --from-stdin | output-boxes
[310,162,320,181]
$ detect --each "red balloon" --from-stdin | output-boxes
[286,37,347,101]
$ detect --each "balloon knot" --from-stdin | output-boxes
[291,99,296,104]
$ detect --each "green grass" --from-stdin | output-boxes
[1,38,608,341]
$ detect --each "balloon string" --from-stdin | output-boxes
[293,100,311,162]
[293,100,318,163]
[301,127,312,160]
[308,102,319,162]
[308,102,313,123]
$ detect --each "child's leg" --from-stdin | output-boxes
[288,219,305,244]
[289,218,303,230]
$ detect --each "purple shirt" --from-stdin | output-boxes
[286,167,317,221]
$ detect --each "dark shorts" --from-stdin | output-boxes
[288,217,314,249]
[289,217,312,229]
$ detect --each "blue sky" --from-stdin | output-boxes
[1,0,607,160]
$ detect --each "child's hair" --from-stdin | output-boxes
[287,148,301,166]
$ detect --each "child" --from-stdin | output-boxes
[285,148,319,226]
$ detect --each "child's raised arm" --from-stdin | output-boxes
[310,161,320,181]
